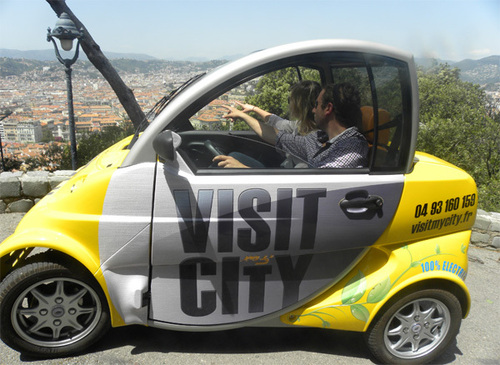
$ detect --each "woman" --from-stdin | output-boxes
[216,80,321,168]
[237,80,320,136]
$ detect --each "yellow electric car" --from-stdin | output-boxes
[0,40,477,364]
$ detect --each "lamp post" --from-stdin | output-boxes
[47,12,83,170]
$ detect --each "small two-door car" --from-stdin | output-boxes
[0,40,477,363]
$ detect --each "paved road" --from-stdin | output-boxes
[1,214,499,364]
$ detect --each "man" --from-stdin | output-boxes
[214,82,368,169]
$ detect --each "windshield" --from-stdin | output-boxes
[128,73,206,149]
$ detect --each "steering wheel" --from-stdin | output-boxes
[204,139,225,157]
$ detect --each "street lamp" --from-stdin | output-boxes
[47,12,83,170]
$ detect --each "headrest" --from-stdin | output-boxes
[361,106,391,145]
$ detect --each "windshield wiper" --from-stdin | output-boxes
[128,72,206,149]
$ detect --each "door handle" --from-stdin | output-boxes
[339,191,384,214]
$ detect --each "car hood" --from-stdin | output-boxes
[11,136,134,235]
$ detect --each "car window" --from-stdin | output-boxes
[180,67,321,171]
[331,58,410,171]
[189,67,321,132]
[175,53,412,174]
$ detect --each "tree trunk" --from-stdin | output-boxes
[46,0,146,129]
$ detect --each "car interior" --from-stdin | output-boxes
[159,52,412,175]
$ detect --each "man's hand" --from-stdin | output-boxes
[212,155,249,168]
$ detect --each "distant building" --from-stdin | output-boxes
[78,113,100,122]
[3,122,17,142]
[2,120,43,143]
[16,121,43,143]
[76,120,93,132]
[53,123,69,141]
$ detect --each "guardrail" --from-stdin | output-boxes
[1,171,499,249]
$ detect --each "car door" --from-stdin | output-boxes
[149,162,404,326]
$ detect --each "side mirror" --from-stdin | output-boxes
[153,130,182,161]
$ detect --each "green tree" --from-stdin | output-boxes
[417,64,500,211]
[42,127,54,143]
[331,67,371,105]
[245,67,321,119]
[1,157,22,172]
[40,123,135,170]
[73,124,135,167]
[245,68,296,118]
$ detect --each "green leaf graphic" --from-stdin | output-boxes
[410,260,421,268]
[436,244,441,254]
[367,276,391,303]
[351,304,370,322]
[341,270,366,304]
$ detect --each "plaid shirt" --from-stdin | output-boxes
[275,127,369,168]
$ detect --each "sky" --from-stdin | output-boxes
[0,0,499,62]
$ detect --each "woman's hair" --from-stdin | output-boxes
[321,82,361,129]
[288,80,321,135]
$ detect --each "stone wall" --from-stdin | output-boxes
[472,210,500,249]
[0,171,499,250]
[0,171,74,213]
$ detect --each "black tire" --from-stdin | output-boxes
[366,288,462,364]
[0,258,110,358]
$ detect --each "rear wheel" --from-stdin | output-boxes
[0,258,110,358]
[366,289,462,364]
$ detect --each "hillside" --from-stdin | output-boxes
[415,56,499,89]
[0,57,227,78]
[453,56,500,86]
[0,49,156,61]
[0,49,498,89]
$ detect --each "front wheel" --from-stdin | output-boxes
[0,258,110,358]
[366,288,462,364]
